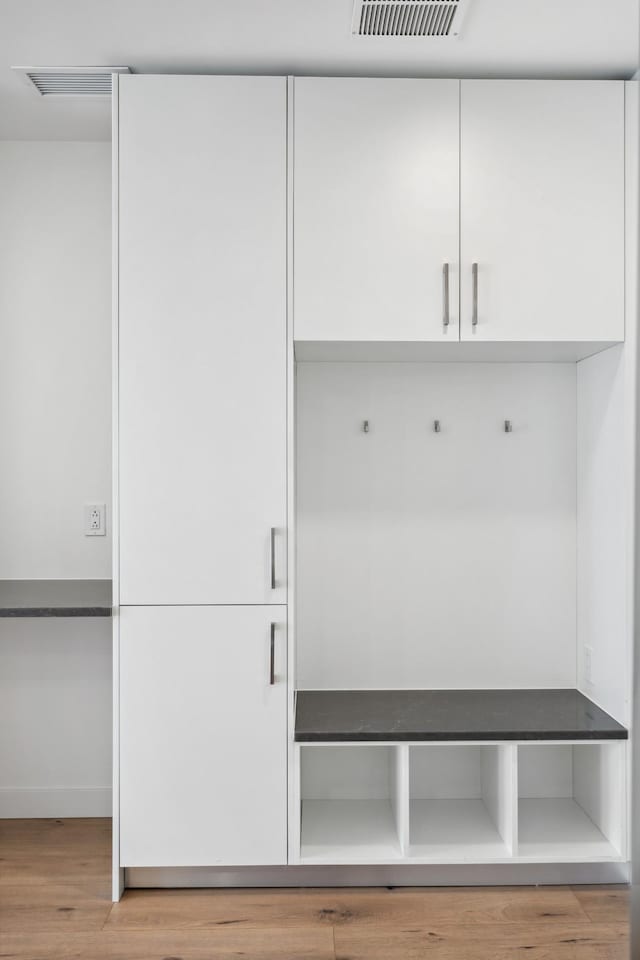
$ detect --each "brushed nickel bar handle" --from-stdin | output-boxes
[443,262,450,328]
[472,262,478,327]
[269,623,276,685]
[270,527,276,590]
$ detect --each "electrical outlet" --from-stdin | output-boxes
[84,503,106,537]
[584,645,593,685]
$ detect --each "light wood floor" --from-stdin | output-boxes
[0,818,629,959]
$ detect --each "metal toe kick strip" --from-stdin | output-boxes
[125,862,630,889]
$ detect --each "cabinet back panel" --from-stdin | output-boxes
[301,746,394,801]
[518,746,574,800]
[296,362,576,690]
[410,746,483,800]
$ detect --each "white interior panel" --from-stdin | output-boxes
[301,745,394,800]
[296,361,576,689]
[573,742,626,856]
[482,743,517,855]
[577,346,628,725]
[518,744,574,799]
[410,745,482,799]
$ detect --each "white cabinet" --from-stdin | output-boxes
[460,80,624,343]
[118,76,287,605]
[293,78,624,347]
[294,78,460,342]
[119,605,287,866]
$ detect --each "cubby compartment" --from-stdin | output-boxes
[517,743,625,861]
[409,745,514,861]
[299,745,405,862]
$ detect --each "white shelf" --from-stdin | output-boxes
[409,799,510,861]
[300,799,402,863]
[518,798,621,861]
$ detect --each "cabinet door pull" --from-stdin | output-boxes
[442,263,450,328]
[270,527,276,590]
[269,623,276,685]
[472,263,479,327]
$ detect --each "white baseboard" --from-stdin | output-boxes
[0,787,112,818]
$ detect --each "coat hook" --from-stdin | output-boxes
[363,420,369,433]
[504,419,513,433]
[433,419,441,433]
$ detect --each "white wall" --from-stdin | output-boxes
[0,619,112,816]
[0,142,111,578]
[0,141,112,816]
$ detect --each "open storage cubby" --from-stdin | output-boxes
[296,739,627,865]
[409,745,515,861]
[517,743,626,861]
[299,745,405,862]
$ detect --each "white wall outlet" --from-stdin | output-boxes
[84,503,106,537]
[584,645,593,685]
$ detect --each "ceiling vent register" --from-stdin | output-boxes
[12,66,130,98]
[352,0,469,37]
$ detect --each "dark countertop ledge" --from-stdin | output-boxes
[0,580,112,617]
[295,689,628,742]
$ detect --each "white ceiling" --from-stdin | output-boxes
[1,0,638,140]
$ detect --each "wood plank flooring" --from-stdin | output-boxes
[0,818,629,959]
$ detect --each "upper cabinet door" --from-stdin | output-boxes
[294,78,460,343]
[460,81,624,343]
[118,76,287,605]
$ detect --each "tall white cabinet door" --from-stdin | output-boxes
[118,76,286,605]
[460,80,624,343]
[119,605,287,866]
[294,78,460,342]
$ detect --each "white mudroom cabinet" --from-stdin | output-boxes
[117,75,287,607]
[113,74,637,898]
[294,78,624,348]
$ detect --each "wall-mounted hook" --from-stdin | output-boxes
[433,420,441,433]
[504,420,513,433]
[363,420,369,433]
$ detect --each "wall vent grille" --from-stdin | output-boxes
[12,66,130,98]
[352,0,469,37]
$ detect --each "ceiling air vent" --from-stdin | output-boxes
[352,0,469,37]
[12,66,130,98]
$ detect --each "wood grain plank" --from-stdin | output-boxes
[571,885,629,923]
[0,928,336,960]
[0,818,111,887]
[0,882,112,932]
[105,885,590,930]
[333,922,628,960]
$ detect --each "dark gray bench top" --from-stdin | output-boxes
[295,688,628,742]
